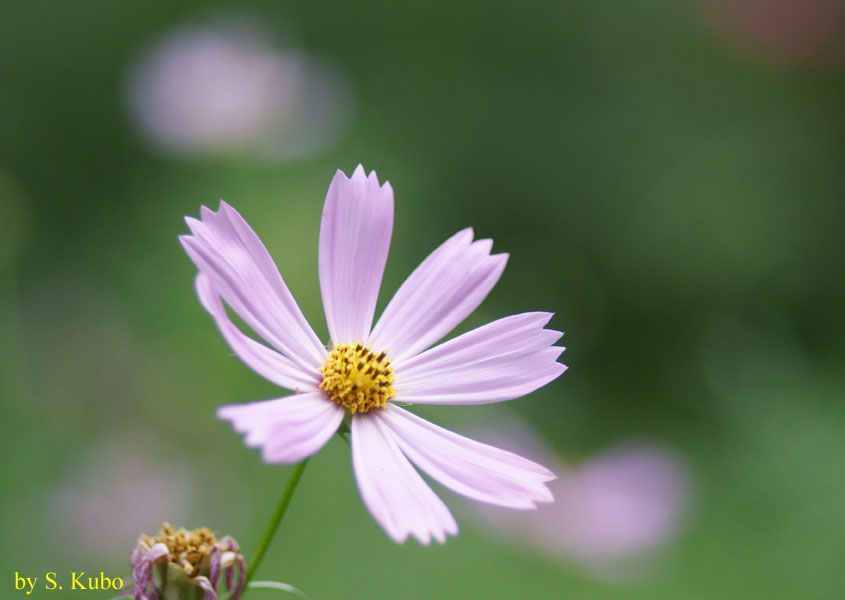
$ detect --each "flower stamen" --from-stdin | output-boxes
[320,343,396,413]
[141,523,217,577]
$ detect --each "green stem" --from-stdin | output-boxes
[245,459,309,591]
[336,419,351,445]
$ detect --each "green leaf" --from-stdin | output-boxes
[247,580,311,598]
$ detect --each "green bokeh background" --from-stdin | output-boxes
[1,1,844,599]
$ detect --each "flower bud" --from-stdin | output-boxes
[129,523,245,600]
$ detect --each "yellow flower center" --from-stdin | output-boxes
[141,523,217,576]
[319,343,396,414]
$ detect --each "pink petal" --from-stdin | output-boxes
[195,274,320,392]
[380,405,555,509]
[351,414,458,544]
[393,312,567,404]
[192,576,216,600]
[319,166,394,345]
[368,228,507,362]
[218,392,344,463]
[180,201,326,372]
[147,542,170,562]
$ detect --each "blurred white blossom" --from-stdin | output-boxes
[126,18,352,160]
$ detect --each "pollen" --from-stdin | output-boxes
[142,523,217,576]
[319,343,396,413]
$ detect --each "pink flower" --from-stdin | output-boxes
[126,19,351,160]
[477,444,691,568]
[464,417,692,577]
[180,166,567,544]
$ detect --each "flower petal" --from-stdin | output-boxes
[368,228,507,362]
[195,274,320,392]
[351,414,458,544]
[180,201,326,371]
[192,576,216,600]
[319,165,394,345]
[218,392,344,463]
[147,542,170,563]
[393,312,567,404]
[380,405,555,509]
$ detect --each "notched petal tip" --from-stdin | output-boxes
[491,252,509,267]
[351,415,458,545]
[456,226,474,242]
[549,346,567,361]
[376,406,557,512]
[200,204,218,221]
[216,404,236,420]
[334,164,391,193]
[519,311,554,325]
[472,237,494,255]
[218,395,345,464]
[177,234,194,250]
[321,162,394,345]
[216,404,248,431]
[183,202,228,233]
[183,215,202,232]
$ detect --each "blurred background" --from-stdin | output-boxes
[1,1,843,598]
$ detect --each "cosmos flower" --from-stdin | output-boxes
[130,524,245,600]
[469,422,691,576]
[126,18,351,160]
[180,166,567,544]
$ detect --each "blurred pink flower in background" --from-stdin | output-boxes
[470,417,692,579]
[698,0,845,66]
[50,434,195,556]
[126,17,352,160]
